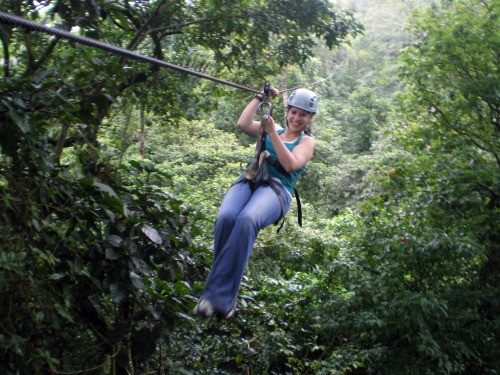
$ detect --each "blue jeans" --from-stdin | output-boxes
[200,178,291,315]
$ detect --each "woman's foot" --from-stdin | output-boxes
[193,298,236,319]
[193,299,214,318]
[224,306,236,319]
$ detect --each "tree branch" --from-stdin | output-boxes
[30,37,60,74]
[124,0,171,51]
[152,14,244,35]
[431,103,500,167]
[123,0,142,30]
[0,26,10,77]
[53,120,70,161]
[23,31,36,74]
[487,101,499,132]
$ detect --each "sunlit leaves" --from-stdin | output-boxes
[1,0,497,373]
[399,0,499,164]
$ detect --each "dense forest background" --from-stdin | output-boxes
[0,0,498,374]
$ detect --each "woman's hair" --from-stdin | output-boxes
[304,122,311,136]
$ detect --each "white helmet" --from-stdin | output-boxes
[287,88,318,114]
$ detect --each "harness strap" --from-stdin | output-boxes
[265,156,303,229]
[294,187,302,227]
[242,82,302,232]
[240,177,287,227]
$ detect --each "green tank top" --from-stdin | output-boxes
[265,127,307,195]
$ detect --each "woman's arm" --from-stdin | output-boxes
[262,115,315,172]
[236,97,262,138]
[237,86,278,138]
[267,130,315,172]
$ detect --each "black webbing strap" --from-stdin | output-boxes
[257,81,273,153]
[293,187,302,227]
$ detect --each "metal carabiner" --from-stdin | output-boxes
[262,81,271,97]
[258,100,273,118]
[257,81,273,117]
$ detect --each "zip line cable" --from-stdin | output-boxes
[0,11,336,99]
[0,11,261,94]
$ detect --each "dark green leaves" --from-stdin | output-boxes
[142,224,162,245]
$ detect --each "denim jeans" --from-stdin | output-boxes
[200,178,292,315]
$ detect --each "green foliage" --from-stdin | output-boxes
[0,0,360,372]
[399,0,499,165]
[318,150,498,373]
[186,0,362,69]
[157,1,498,373]
[1,0,498,373]
[301,1,499,372]
[0,156,204,373]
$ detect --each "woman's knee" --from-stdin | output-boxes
[237,210,262,232]
[216,209,238,226]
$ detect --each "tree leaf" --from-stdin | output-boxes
[142,225,162,245]
[110,283,126,303]
[93,181,117,197]
[107,235,123,248]
[9,109,30,133]
[131,255,152,276]
[130,271,145,292]
[49,273,65,280]
[105,247,120,260]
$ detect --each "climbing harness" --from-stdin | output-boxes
[244,82,273,181]
[242,82,303,231]
[266,157,303,229]
[0,11,260,95]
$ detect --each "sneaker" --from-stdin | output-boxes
[193,299,214,318]
[224,307,236,319]
[215,304,236,320]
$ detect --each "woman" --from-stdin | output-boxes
[194,87,318,318]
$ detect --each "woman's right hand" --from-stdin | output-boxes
[237,84,279,138]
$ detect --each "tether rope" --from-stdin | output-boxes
[0,11,261,94]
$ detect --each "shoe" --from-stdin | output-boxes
[225,307,236,319]
[216,304,236,320]
[193,299,214,318]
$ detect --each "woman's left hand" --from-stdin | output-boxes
[262,115,277,134]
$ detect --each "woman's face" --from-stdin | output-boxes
[287,106,312,133]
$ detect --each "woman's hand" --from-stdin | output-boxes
[269,85,279,98]
[237,83,279,138]
[256,85,279,100]
[262,115,277,134]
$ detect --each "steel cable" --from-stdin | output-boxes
[0,11,261,94]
